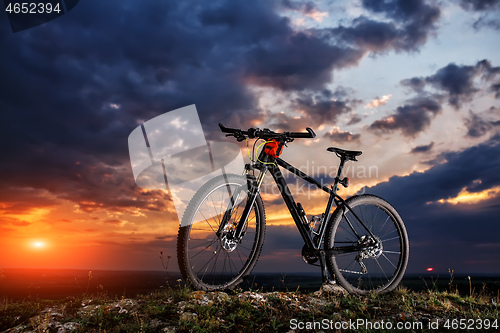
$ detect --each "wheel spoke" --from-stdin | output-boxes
[381,235,400,242]
[328,196,408,294]
[180,175,265,290]
[383,250,401,254]
[381,252,397,269]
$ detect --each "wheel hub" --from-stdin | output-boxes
[359,235,383,259]
[219,223,238,252]
[220,235,237,252]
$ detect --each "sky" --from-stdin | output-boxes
[0,0,499,276]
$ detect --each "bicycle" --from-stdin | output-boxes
[177,124,409,294]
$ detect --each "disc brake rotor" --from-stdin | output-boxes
[358,235,383,259]
[219,223,238,252]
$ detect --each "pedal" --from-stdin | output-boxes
[301,245,318,265]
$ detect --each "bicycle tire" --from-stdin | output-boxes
[177,174,266,291]
[325,194,409,294]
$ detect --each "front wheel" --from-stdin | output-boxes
[177,174,266,291]
[325,194,409,294]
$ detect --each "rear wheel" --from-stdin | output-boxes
[177,174,266,291]
[325,195,409,294]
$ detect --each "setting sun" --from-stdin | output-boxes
[31,241,46,249]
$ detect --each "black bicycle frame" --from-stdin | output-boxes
[231,149,377,255]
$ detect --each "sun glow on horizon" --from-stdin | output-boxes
[31,241,47,249]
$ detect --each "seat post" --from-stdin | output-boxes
[333,157,347,191]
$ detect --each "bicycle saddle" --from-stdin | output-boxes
[327,147,362,161]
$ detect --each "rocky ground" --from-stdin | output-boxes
[1,283,498,332]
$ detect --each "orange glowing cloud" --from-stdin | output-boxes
[434,186,500,205]
[364,94,392,109]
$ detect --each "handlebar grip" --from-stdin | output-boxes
[289,127,316,138]
[219,123,238,134]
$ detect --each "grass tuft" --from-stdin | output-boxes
[0,283,499,332]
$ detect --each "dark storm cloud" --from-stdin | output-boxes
[426,60,500,108]
[492,82,500,97]
[369,97,442,137]
[427,63,480,108]
[0,0,446,216]
[460,0,500,30]
[460,0,500,11]
[0,0,271,213]
[465,111,500,138]
[346,114,363,126]
[473,16,500,30]
[0,187,58,214]
[400,77,427,92]
[373,60,500,137]
[243,36,361,91]
[323,128,361,143]
[199,0,363,92]
[369,134,500,207]
[295,90,353,124]
[410,142,434,153]
[266,88,360,130]
[402,60,500,108]
[366,135,500,273]
[280,0,319,14]
[328,0,441,53]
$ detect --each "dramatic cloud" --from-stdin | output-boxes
[294,90,353,125]
[367,135,500,273]
[346,114,363,126]
[1,0,498,274]
[492,82,500,97]
[473,16,500,30]
[265,87,362,131]
[465,111,500,137]
[402,60,500,108]
[280,0,329,21]
[364,94,392,109]
[371,134,500,207]
[328,0,441,53]
[459,0,500,30]
[427,60,500,107]
[371,59,500,137]
[460,0,500,11]
[410,142,434,153]
[0,0,445,231]
[0,1,444,206]
[323,128,361,143]
[369,97,442,137]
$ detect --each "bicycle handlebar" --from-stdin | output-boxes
[290,128,316,138]
[218,123,316,141]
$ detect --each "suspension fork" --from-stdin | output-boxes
[233,166,267,239]
[216,167,268,239]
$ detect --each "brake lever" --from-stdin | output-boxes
[226,132,245,141]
